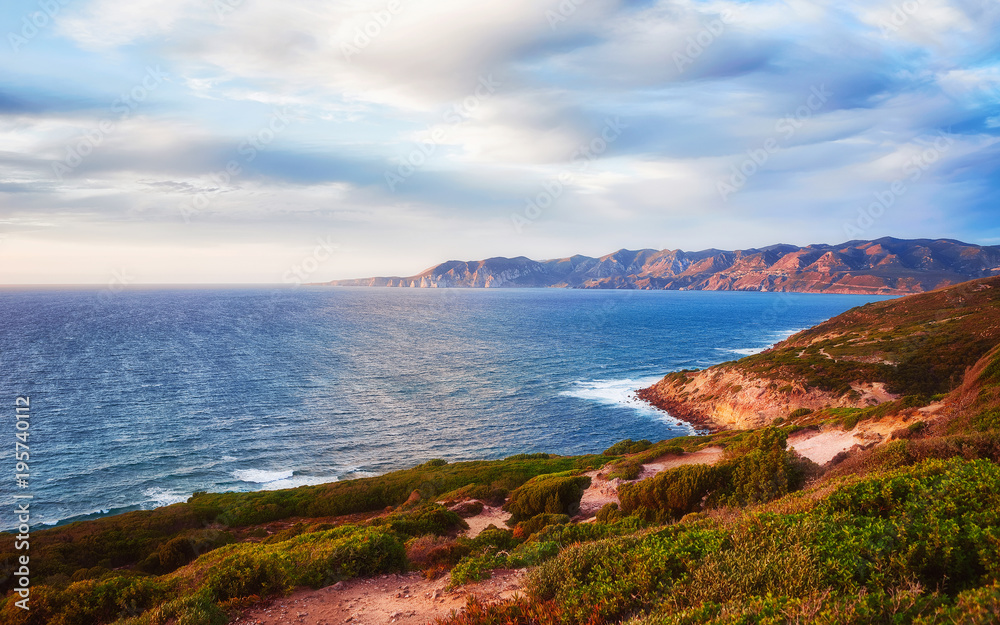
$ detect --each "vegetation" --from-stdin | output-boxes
[502,473,591,523]
[6,277,1000,624]
[0,453,602,595]
[724,277,1000,399]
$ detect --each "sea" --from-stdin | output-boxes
[0,286,892,529]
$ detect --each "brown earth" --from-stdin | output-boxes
[231,570,525,625]
[637,368,896,431]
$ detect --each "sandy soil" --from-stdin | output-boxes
[788,429,863,465]
[636,447,725,480]
[788,407,939,466]
[575,447,726,519]
[232,570,526,625]
[460,504,511,538]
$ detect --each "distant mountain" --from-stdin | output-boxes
[318,237,1000,294]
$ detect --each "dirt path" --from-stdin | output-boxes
[576,447,726,519]
[460,504,511,538]
[788,429,863,465]
[232,570,526,625]
[636,447,725,480]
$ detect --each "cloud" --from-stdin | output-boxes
[1,0,996,282]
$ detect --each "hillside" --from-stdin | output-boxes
[321,237,1000,295]
[639,276,1000,429]
[5,278,1000,624]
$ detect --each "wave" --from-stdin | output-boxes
[233,468,295,483]
[232,468,337,491]
[560,376,664,405]
[560,377,693,431]
[717,346,767,356]
[143,487,189,507]
[717,328,808,357]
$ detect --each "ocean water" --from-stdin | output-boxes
[0,286,891,528]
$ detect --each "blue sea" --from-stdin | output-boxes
[0,287,892,529]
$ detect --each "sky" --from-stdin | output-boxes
[0,0,999,284]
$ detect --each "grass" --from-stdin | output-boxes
[0,453,603,595]
[7,277,1000,625]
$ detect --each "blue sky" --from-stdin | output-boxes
[1,0,998,283]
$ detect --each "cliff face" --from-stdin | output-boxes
[639,276,1000,430]
[636,368,896,431]
[322,238,1000,295]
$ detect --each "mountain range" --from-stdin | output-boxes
[320,237,1000,294]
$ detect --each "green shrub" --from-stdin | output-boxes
[372,504,467,538]
[814,458,1000,593]
[515,514,569,538]
[405,535,471,570]
[503,474,591,523]
[448,553,508,587]
[973,408,1000,432]
[603,439,653,456]
[789,408,813,419]
[596,503,622,524]
[914,582,1000,624]
[204,552,286,602]
[606,458,643,480]
[527,525,726,624]
[619,464,723,521]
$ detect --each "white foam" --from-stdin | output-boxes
[255,475,337,491]
[233,468,294,483]
[143,487,189,507]
[560,376,664,406]
[222,455,238,462]
[772,327,808,340]
[717,346,767,356]
[560,377,693,430]
[233,468,338,490]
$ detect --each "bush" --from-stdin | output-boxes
[372,504,468,538]
[204,552,286,602]
[461,526,519,554]
[527,525,726,625]
[603,439,653,456]
[789,408,813,419]
[514,514,570,539]
[503,474,591,523]
[619,464,723,521]
[139,530,235,574]
[405,535,471,570]
[448,501,484,518]
[605,458,643,481]
[596,503,622,524]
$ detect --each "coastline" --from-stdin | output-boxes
[634,386,721,433]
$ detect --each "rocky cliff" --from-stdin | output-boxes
[638,276,1000,430]
[321,238,1000,295]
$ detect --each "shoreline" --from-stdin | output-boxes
[635,385,722,433]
